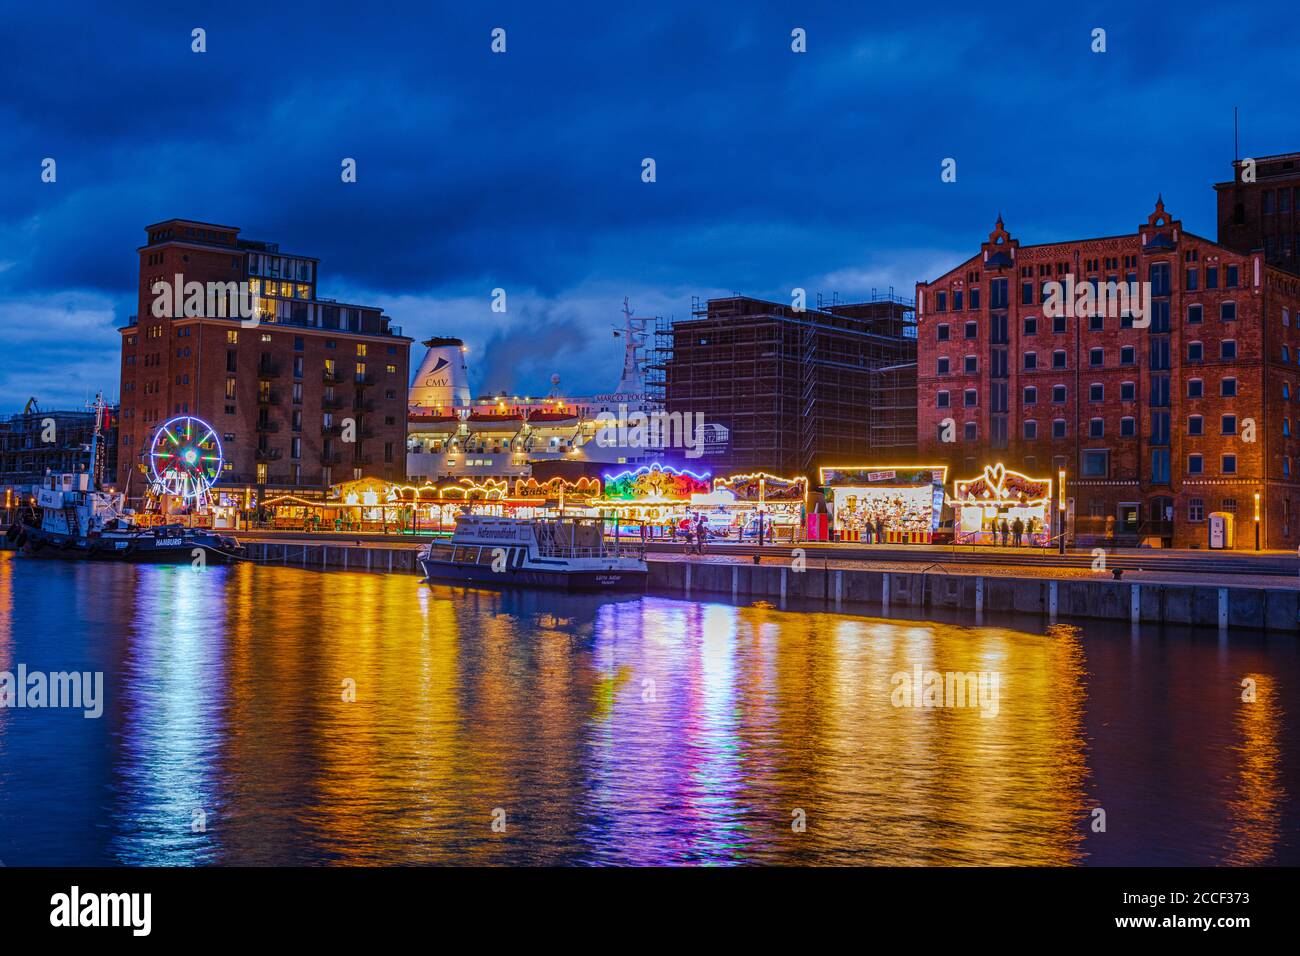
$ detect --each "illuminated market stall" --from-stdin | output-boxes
[952,464,1054,546]
[698,472,807,539]
[600,463,711,535]
[818,466,947,542]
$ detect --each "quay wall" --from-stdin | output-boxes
[651,560,1299,632]
[240,540,1298,632]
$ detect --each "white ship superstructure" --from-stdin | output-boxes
[407,299,725,481]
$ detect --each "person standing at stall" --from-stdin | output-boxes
[1012,515,1024,547]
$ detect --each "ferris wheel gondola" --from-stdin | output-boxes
[148,415,224,502]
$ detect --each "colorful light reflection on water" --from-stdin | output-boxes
[0,554,1295,865]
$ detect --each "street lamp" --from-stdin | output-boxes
[1058,468,1067,555]
[1255,491,1261,551]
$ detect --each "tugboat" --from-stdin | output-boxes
[7,471,242,563]
[418,514,647,591]
[5,398,242,564]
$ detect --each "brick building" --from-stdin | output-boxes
[118,219,412,503]
[1,403,118,489]
[916,199,1300,550]
[663,294,916,478]
[1215,151,1300,274]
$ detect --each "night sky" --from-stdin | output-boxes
[1,1,1296,410]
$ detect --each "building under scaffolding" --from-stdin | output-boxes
[0,402,119,490]
[658,292,917,477]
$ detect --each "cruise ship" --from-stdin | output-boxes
[406,300,728,481]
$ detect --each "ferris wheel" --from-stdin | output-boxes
[149,415,224,501]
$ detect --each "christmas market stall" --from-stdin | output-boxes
[952,463,1054,546]
[701,472,808,540]
[818,466,947,543]
[599,463,711,538]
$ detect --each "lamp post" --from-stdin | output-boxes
[1255,491,1261,552]
[1058,468,1067,555]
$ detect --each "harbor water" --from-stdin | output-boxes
[0,553,1296,865]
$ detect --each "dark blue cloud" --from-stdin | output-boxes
[1,0,1297,407]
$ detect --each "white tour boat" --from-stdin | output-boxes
[417,514,648,591]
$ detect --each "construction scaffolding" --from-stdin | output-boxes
[658,293,917,478]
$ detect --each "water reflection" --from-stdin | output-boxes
[0,553,1296,866]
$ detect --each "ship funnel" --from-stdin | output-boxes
[410,337,471,409]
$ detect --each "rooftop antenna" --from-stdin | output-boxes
[1234,106,1239,163]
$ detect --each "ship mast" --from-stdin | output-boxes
[87,391,105,490]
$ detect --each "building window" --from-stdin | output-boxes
[1052,419,1066,439]
[1188,414,1203,435]
[1089,383,1104,402]
[937,390,950,408]
[1222,454,1237,475]
[964,422,977,441]
[1089,418,1104,438]
[1187,303,1203,324]
[1121,416,1136,437]
[1082,449,1109,477]
[1221,340,1237,360]
[1023,352,1037,370]
[225,378,236,400]
[1053,314,1066,334]
[936,292,947,312]
[1023,420,1037,440]
[1226,265,1239,288]
[1120,381,1135,402]
[1088,313,1103,332]
[1188,379,1203,398]
[1188,453,1204,474]
[1187,341,1203,362]
[937,357,950,375]
[937,323,950,341]
[1189,497,1205,522]
[1089,348,1104,367]
[1052,384,1067,403]
[963,389,977,407]
[1222,378,1237,397]
[1053,350,1067,369]
[964,355,978,373]
[1222,414,1237,435]
[965,321,977,339]
[226,331,238,344]
[1023,386,1037,405]
[1120,345,1135,365]
[1023,316,1037,335]
[1221,301,1237,322]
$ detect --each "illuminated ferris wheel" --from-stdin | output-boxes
[149,415,224,501]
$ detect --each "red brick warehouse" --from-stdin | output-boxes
[118,219,412,504]
[915,155,1300,551]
